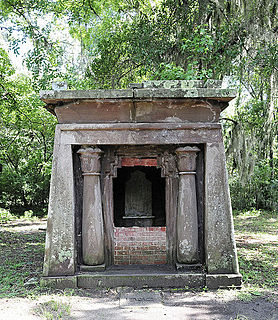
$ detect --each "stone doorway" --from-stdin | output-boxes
[113,165,166,265]
[113,166,166,227]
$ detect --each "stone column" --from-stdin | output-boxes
[78,146,104,265]
[175,146,200,264]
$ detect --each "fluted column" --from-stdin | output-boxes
[176,146,200,264]
[78,146,104,265]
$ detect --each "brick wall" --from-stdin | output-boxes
[114,227,167,265]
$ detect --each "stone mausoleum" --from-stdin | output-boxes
[40,80,242,289]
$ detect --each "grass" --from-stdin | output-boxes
[33,300,71,320]
[0,226,45,298]
[233,209,278,289]
[0,208,277,300]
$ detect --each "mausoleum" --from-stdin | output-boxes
[40,80,241,289]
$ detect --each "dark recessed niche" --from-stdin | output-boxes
[113,166,165,227]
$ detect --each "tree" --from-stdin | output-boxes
[0,48,56,214]
[0,0,277,212]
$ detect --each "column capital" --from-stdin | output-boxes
[77,146,103,174]
[176,146,200,172]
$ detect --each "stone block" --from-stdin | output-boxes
[206,274,242,289]
[77,273,205,289]
[40,276,77,289]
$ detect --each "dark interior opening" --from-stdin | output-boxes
[113,166,165,227]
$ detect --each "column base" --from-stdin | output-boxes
[80,264,106,272]
[176,263,202,271]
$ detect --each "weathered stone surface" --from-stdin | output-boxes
[142,80,223,89]
[77,272,205,289]
[44,98,226,124]
[40,89,133,103]
[54,100,133,124]
[80,264,106,272]
[42,81,241,288]
[205,142,239,274]
[125,170,152,217]
[176,147,200,264]
[43,127,76,277]
[206,274,242,289]
[40,276,77,288]
[134,99,221,123]
[58,123,223,146]
[134,88,236,101]
[78,147,105,266]
[40,82,236,106]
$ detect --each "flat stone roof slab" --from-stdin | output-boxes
[40,80,236,105]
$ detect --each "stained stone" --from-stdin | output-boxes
[125,170,152,217]
[41,80,241,288]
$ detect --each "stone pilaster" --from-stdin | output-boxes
[205,142,239,274]
[78,146,104,265]
[43,127,76,276]
[175,146,200,264]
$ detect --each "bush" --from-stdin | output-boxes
[230,159,278,211]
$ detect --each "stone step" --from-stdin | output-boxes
[77,272,205,289]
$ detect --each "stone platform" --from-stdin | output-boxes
[41,265,241,290]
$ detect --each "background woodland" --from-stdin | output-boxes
[0,0,277,215]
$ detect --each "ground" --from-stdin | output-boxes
[0,210,277,320]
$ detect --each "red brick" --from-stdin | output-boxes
[114,225,167,265]
[121,158,157,167]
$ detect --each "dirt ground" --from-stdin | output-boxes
[1,219,277,320]
[0,288,277,320]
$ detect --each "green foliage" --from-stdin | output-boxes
[0,0,277,212]
[0,48,56,214]
[230,159,278,211]
[0,208,16,224]
[151,63,189,80]
[33,300,71,320]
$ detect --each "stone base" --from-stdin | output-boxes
[176,263,203,271]
[40,267,241,290]
[206,274,242,289]
[77,272,204,289]
[80,264,106,272]
[40,276,77,289]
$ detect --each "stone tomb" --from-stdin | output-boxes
[40,80,241,289]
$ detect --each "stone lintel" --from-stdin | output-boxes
[57,124,223,146]
[59,123,222,131]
